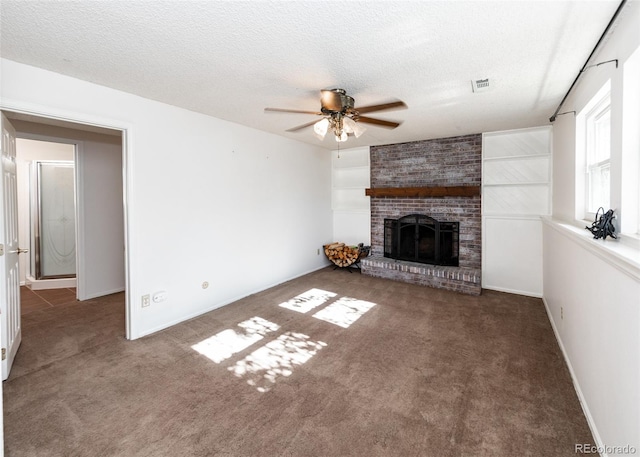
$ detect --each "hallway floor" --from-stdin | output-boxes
[20,286,77,315]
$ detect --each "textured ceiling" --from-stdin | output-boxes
[0,1,621,149]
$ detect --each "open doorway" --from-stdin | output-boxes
[16,139,77,290]
[3,110,129,335]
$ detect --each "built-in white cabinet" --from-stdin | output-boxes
[482,126,552,297]
[331,147,371,245]
[332,147,370,211]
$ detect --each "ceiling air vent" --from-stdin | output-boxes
[471,78,490,93]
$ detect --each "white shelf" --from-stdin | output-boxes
[333,167,370,189]
[332,189,370,211]
[483,181,550,187]
[331,147,371,212]
[482,127,551,159]
[332,147,370,168]
[483,153,551,161]
[481,127,552,296]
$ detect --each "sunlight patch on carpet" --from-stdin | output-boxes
[278,288,337,314]
[191,316,280,363]
[312,296,376,328]
[228,331,327,392]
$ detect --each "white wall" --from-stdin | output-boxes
[76,136,124,299]
[0,58,332,338]
[15,139,74,284]
[546,2,640,455]
[543,222,639,455]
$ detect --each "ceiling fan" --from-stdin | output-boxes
[264,88,407,142]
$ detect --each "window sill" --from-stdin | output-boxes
[619,232,640,250]
[542,217,640,281]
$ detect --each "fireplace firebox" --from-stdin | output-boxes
[384,214,459,266]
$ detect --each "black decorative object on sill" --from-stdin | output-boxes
[585,207,617,240]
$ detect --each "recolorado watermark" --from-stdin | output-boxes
[575,443,637,454]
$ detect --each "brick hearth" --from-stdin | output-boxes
[362,134,482,295]
[360,257,481,295]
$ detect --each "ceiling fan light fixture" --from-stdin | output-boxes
[313,118,329,140]
[343,116,366,138]
[265,88,405,142]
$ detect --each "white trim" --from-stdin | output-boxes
[0,98,131,132]
[541,296,607,457]
[74,143,86,300]
[26,277,76,290]
[482,285,542,298]
[121,128,134,340]
[542,217,640,281]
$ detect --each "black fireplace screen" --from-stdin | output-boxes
[384,214,459,266]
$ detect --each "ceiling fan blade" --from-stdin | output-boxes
[286,120,320,132]
[355,101,407,114]
[357,116,401,129]
[265,107,323,115]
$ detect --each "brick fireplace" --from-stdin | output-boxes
[361,134,482,295]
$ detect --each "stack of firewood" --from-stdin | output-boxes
[324,242,360,268]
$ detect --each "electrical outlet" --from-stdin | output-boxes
[142,294,150,308]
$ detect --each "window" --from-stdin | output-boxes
[584,88,611,214]
[575,43,640,240]
[622,44,640,236]
[576,80,611,221]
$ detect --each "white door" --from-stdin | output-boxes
[1,113,23,380]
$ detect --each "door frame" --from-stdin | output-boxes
[0,102,135,340]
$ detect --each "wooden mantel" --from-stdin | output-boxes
[365,186,480,198]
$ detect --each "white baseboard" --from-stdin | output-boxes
[542,296,606,457]
[482,284,542,298]
[26,277,77,290]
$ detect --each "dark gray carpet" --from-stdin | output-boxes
[3,267,594,456]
